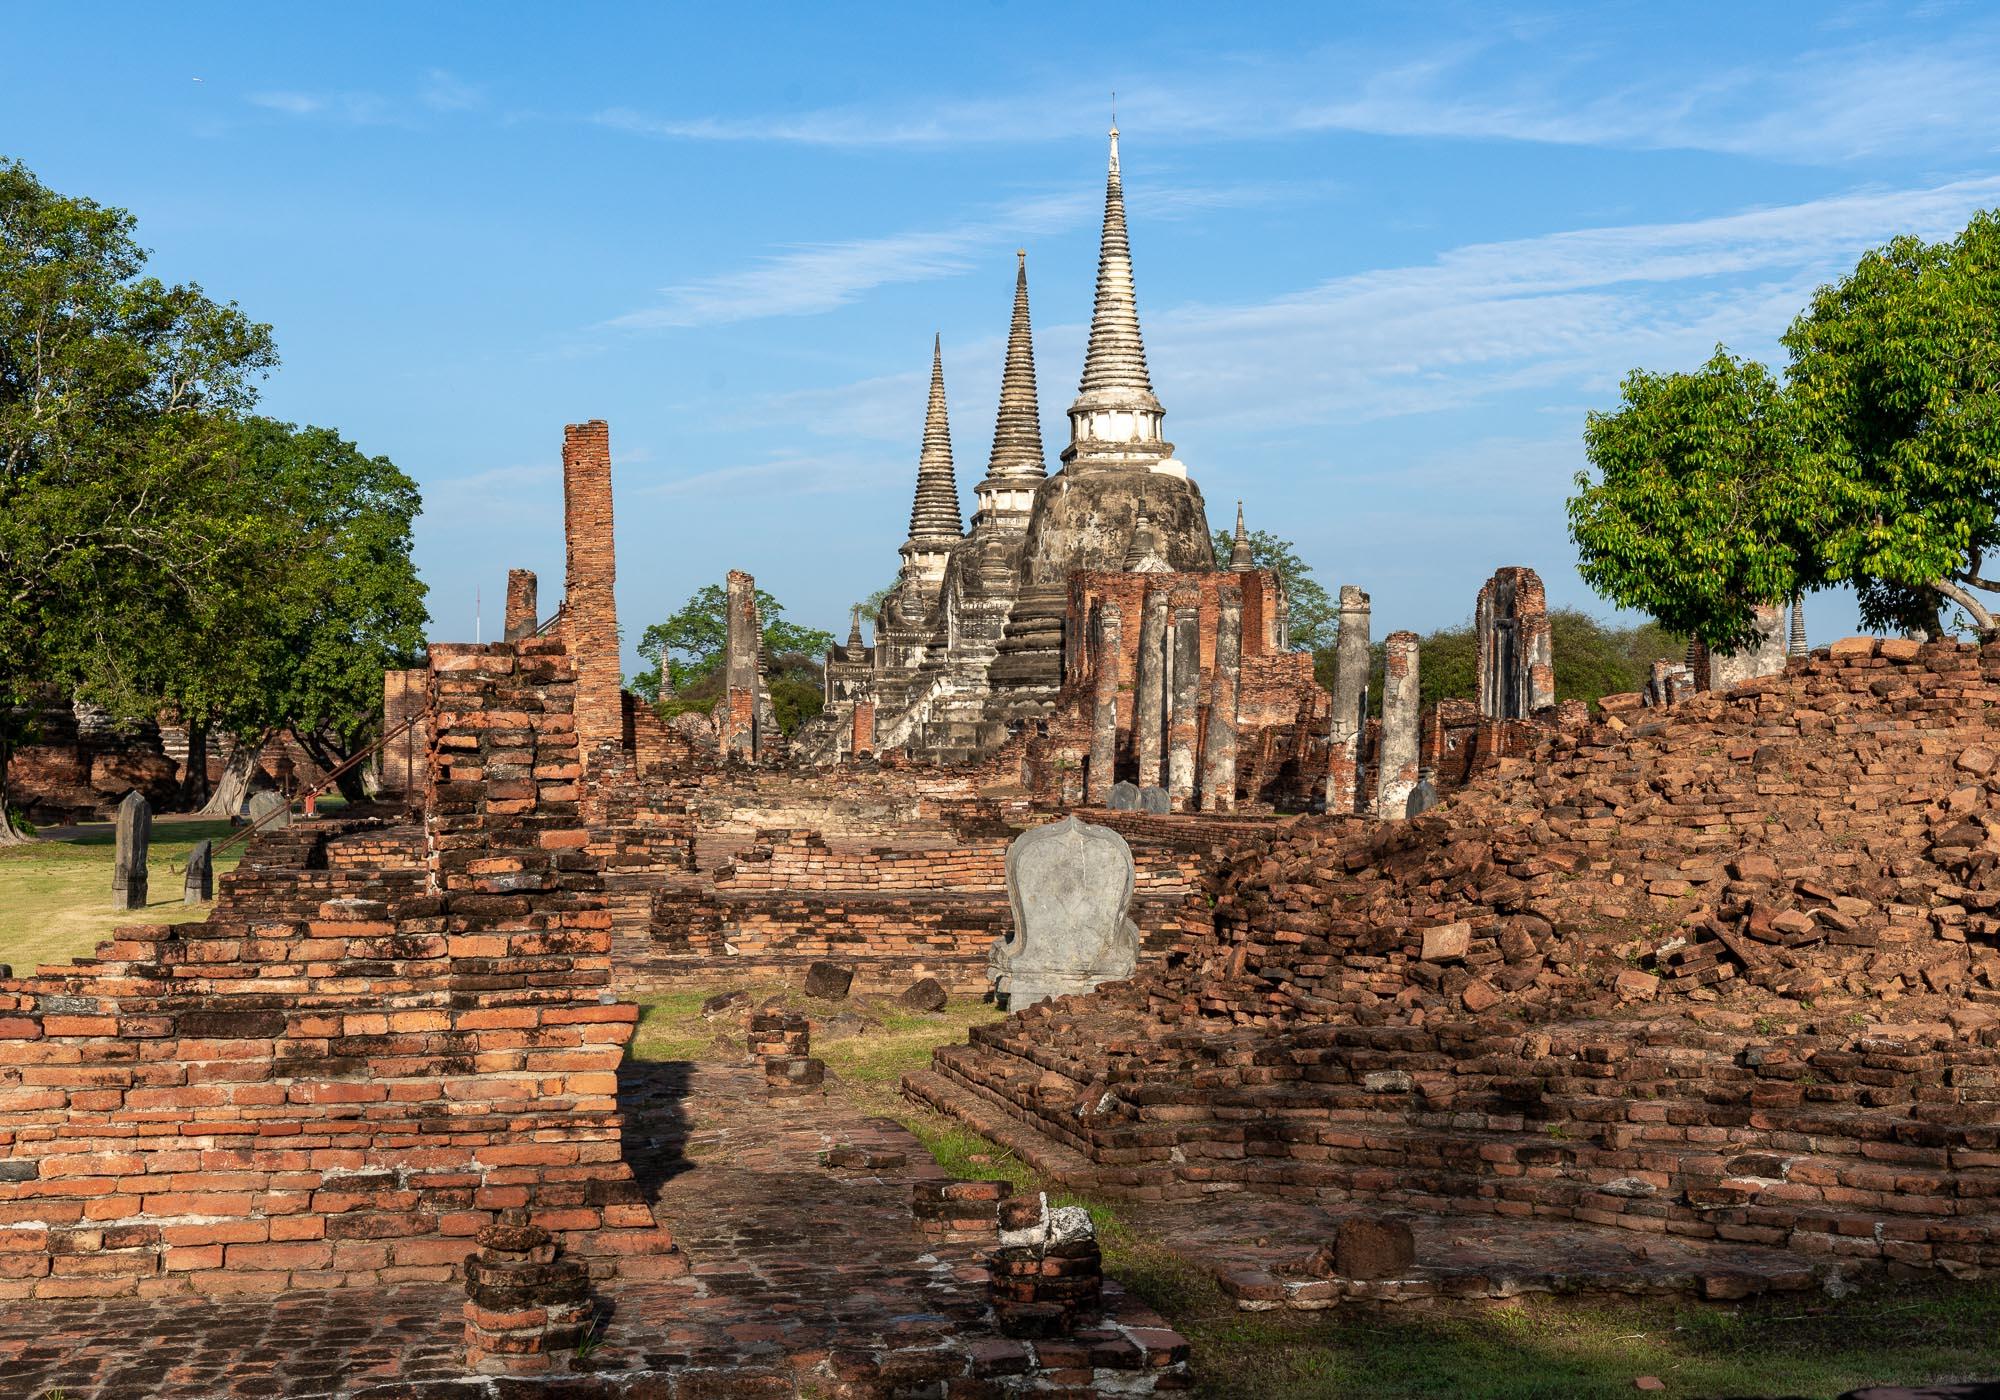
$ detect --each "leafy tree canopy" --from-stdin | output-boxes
[631,583,834,705]
[1210,526,1335,651]
[0,157,426,825]
[1570,211,2000,645]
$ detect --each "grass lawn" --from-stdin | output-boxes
[631,986,2000,1400]
[0,815,246,972]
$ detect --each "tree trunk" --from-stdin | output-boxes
[0,735,31,844]
[177,720,211,811]
[198,734,264,818]
[298,729,368,804]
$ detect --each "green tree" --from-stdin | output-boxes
[1210,527,1334,651]
[0,158,426,831]
[1568,349,1814,655]
[1570,211,2000,644]
[632,583,834,711]
[856,583,895,626]
[158,418,427,805]
[1,157,276,837]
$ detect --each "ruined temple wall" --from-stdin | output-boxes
[0,638,680,1301]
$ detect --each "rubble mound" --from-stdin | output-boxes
[907,639,2000,1287]
[1183,634,2000,1023]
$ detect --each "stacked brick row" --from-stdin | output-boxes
[0,638,679,1300]
[910,639,2000,1280]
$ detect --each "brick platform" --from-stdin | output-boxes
[0,1058,1191,1397]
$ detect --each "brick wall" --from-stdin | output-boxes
[0,638,679,1300]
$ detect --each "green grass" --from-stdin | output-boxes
[633,984,2000,1400]
[0,815,246,971]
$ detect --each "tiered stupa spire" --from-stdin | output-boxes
[1064,123,1170,469]
[904,335,963,548]
[983,252,1047,485]
[1073,125,1159,414]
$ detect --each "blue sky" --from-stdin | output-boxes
[8,1,2000,667]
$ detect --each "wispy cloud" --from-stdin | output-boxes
[247,69,482,127]
[603,191,1092,330]
[1144,174,2000,433]
[247,88,404,126]
[593,28,2000,166]
[637,448,905,501]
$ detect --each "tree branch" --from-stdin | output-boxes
[1936,575,1997,634]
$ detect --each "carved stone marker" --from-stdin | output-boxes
[1136,785,1169,815]
[1108,781,1140,811]
[990,815,1139,1011]
[1406,776,1440,819]
[183,839,213,904]
[246,790,291,830]
[112,791,151,911]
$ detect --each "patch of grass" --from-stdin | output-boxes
[1149,1275,2000,1400]
[630,991,728,1062]
[0,816,245,971]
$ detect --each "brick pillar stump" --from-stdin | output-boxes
[989,1193,1104,1337]
[747,1010,810,1062]
[462,1212,593,1375]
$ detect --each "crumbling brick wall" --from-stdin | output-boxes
[0,638,678,1300]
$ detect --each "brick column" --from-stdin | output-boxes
[1166,601,1202,811]
[1201,581,1241,813]
[1376,631,1420,819]
[561,421,623,764]
[1086,602,1121,804]
[1134,587,1168,789]
[722,570,760,761]
[1326,585,1371,814]
[850,691,876,758]
[503,569,539,642]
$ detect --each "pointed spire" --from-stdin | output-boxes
[847,604,864,650]
[984,251,1047,483]
[905,334,963,547]
[1788,594,1807,656]
[1071,123,1161,415]
[1229,501,1254,572]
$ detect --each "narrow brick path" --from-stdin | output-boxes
[0,1060,1188,1398]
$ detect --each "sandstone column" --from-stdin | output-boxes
[1086,602,1121,804]
[503,569,539,643]
[1326,585,1371,815]
[723,570,760,761]
[1134,587,1168,789]
[1166,602,1202,811]
[112,790,150,910]
[561,421,622,762]
[1376,631,1420,819]
[1201,582,1242,813]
